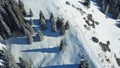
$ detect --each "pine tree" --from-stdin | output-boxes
[60,24,66,35]
[39,11,45,20]
[29,8,33,17]
[50,13,57,32]
[19,57,31,68]
[117,13,120,19]
[2,47,20,68]
[65,21,70,30]
[37,28,44,41]
[51,24,57,32]
[40,18,47,30]
[26,23,34,35]
[26,29,33,44]
[18,0,26,16]
[103,4,109,14]
[30,19,34,26]
[79,59,89,68]
[56,17,64,28]
[1,20,11,37]
[59,40,65,51]
[0,35,4,41]
[84,0,90,8]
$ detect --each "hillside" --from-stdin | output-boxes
[0,0,120,68]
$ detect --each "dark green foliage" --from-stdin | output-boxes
[66,1,70,5]
[50,13,57,32]
[79,59,89,68]
[59,40,65,51]
[30,19,34,26]
[18,0,26,16]
[26,29,33,44]
[39,11,45,20]
[29,8,33,17]
[26,23,34,35]
[37,28,44,41]
[19,57,31,68]
[91,37,99,43]
[99,41,111,52]
[83,0,90,8]
[103,4,109,14]
[2,47,20,68]
[60,24,66,35]
[65,21,70,30]
[56,17,64,28]
[40,18,47,30]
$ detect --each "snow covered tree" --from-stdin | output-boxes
[50,13,57,32]
[83,0,90,8]
[1,20,11,37]
[29,8,33,17]
[39,11,45,20]
[30,19,34,26]
[37,28,44,41]
[40,18,47,30]
[51,24,57,32]
[113,7,120,19]
[59,40,65,51]
[117,13,120,19]
[60,24,66,35]
[103,4,109,14]
[65,21,70,30]
[19,57,31,68]
[26,23,34,35]
[2,47,20,68]
[0,35,4,42]
[79,59,89,68]
[26,29,33,44]
[56,17,64,28]
[18,0,26,16]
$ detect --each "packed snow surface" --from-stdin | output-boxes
[1,0,120,68]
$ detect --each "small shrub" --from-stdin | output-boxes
[94,21,99,25]
[66,1,70,5]
[65,21,70,30]
[91,37,99,43]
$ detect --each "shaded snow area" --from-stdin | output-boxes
[1,0,120,68]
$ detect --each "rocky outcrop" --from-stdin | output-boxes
[96,0,120,19]
[0,0,27,40]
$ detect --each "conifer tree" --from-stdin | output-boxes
[37,28,44,41]
[29,8,33,17]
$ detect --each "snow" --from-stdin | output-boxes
[1,0,120,68]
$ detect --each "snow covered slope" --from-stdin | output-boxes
[1,0,120,68]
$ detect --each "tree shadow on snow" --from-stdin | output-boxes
[21,47,60,53]
[33,19,61,37]
[41,64,79,68]
[2,37,29,45]
[115,22,120,28]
